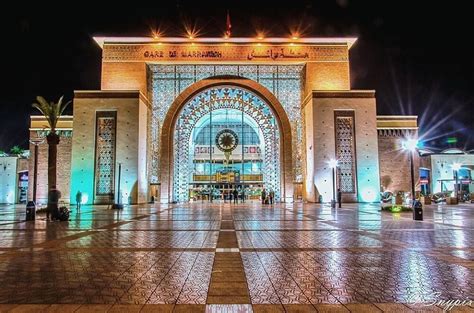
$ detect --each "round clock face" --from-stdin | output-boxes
[215,129,239,152]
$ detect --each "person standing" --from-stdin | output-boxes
[75,190,82,212]
[261,188,267,205]
[47,186,61,221]
[233,188,239,204]
[269,189,275,205]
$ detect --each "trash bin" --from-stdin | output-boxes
[413,200,423,221]
[26,201,36,221]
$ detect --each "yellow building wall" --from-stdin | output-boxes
[304,62,350,97]
[101,62,147,94]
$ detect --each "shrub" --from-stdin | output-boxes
[381,205,412,213]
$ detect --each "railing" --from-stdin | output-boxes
[192,174,263,182]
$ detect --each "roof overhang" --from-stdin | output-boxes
[30,115,73,131]
[93,36,358,49]
[376,115,418,130]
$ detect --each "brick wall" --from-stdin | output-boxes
[28,132,72,204]
[377,130,419,194]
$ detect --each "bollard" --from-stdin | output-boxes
[413,200,423,221]
[26,201,36,221]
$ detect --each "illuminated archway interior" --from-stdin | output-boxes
[172,86,281,202]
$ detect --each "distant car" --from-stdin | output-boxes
[432,192,450,204]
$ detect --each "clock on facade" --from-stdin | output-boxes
[215,129,239,153]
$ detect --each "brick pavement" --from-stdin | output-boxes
[0,202,472,312]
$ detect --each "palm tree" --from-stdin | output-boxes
[32,96,70,202]
[10,145,25,156]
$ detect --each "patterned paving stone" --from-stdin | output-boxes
[0,202,472,310]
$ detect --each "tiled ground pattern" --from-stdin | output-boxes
[0,202,472,312]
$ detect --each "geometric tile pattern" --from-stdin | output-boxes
[173,86,281,202]
[0,202,473,312]
[335,113,356,193]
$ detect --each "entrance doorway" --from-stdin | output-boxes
[172,86,281,203]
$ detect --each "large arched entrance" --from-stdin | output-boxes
[160,78,293,203]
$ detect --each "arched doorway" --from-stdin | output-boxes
[160,78,293,203]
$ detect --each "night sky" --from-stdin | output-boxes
[2,1,473,152]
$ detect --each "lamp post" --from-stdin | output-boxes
[452,163,461,201]
[29,137,45,204]
[112,162,123,210]
[328,159,339,208]
[402,138,421,220]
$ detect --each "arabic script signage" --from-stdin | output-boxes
[103,44,348,62]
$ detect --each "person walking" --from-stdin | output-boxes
[47,186,61,221]
[75,190,82,212]
[269,189,275,205]
[261,188,267,205]
[233,188,239,204]
[106,192,114,209]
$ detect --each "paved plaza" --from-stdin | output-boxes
[0,202,472,312]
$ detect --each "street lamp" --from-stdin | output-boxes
[29,137,45,204]
[402,138,421,220]
[452,163,461,201]
[328,159,339,208]
[112,162,123,210]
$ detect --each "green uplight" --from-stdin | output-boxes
[390,205,403,213]
[446,137,458,144]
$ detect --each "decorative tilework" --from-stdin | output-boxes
[95,112,116,197]
[149,65,303,185]
[335,112,356,193]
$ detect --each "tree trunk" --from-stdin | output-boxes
[46,132,60,192]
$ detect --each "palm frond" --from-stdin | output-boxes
[32,95,69,132]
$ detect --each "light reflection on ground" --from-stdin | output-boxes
[0,202,472,311]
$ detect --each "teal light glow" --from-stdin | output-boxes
[70,165,95,205]
[81,193,89,204]
[360,186,378,202]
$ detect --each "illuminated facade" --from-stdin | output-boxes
[27,36,427,204]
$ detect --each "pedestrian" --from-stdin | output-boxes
[233,188,239,204]
[75,190,82,212]
[261,188,267,205]
[107,192,114,209]
[47,186,61,221]
[240,189,245,203]
[337,188,342,208]
[269,189,275,205]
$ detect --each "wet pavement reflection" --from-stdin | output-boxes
[0,202,472,311]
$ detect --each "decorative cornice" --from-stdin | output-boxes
[30,115,73,130]
[376,115,418,130]
[94,36,358,49]
[302,90,375,108]
[312,90,375,98]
